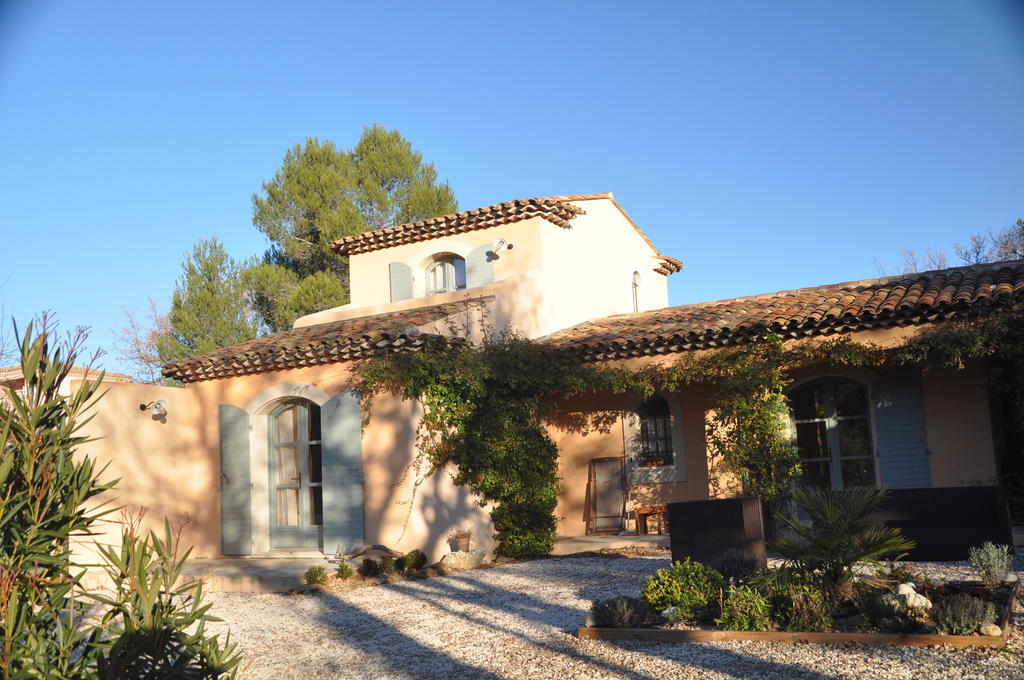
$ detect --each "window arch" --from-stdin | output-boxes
[425,253,467,296]
[631,271,641,312]
[269,399,323,535]
[789,377,875,489]
[637,395,674,468]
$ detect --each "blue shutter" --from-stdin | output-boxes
[466,244,494,289]
[389,262,413,302]
[321,391,365,555]
[872,368,930,489]
[219,404,252,555]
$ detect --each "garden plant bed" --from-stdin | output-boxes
[580,579,1019,648]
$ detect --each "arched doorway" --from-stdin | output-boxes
[269,398,323,549]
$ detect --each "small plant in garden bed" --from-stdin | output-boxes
[304,566,329,586]
[358,558,382,578]
[336,563,354,580]
[717,586,772,631]
[398,548,427,572]
[969,542,1014,586]
[640,558,724,620]
[932,594,997,635]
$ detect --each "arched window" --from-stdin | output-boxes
[631,272,641,312]
[637,395,674,468]
[789,377,875,489]
[425,254,467,296]
[270,399,323,540]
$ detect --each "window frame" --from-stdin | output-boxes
[788,376,877,489]
[425,254,467,296]
[268,399,324,529]
[621,392,687,483]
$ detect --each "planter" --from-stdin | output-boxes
[578,581,1018,648]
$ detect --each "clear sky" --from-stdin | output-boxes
[1,1,1022,373]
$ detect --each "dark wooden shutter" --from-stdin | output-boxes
[219,404,252,555]
[321,391,365,555]
[872,368,931,489]
[466,244,494,289]
[389,262,413,302]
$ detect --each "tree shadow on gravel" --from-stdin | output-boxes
[377,572,844,680]
[311,591,504,680]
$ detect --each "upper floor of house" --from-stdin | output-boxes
[293,193,682,339]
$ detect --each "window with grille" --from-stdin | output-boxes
[637,395,674,467]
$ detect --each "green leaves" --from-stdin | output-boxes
[1,322,240,679]
[157,237,258,366]
[249,126,457,331]
[774,486,915,601]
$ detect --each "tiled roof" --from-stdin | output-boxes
[331,198,586,256]
[544,260,1024,361]
[0,365,133,383]
[163,298,487,383]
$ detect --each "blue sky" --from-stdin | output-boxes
[1,1,1022,373]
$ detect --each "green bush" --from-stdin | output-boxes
[0,322,240,679]
[640,558,724,620]
[304,566,328,586]
[336,563,354,579]
[398,548,428,572]
[717,586,773,631]
[968,542,1013,586]
[780,585,833,632]
[932,594,997,635]
[591,596,660,628]
[358,558,382,577]
[381,555,397,575]
[855,587,928,634]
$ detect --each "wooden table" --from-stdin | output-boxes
[634,505,668,535]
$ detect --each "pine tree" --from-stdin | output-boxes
[156,238,257,365]
[249,125,457,332]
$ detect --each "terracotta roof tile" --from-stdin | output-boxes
[0,365,133,383]
[543,260,1024,361]
[331,198,585,256]
[163,297,489,383]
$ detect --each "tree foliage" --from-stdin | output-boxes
[249,126,457,331]
[156,237,257,366]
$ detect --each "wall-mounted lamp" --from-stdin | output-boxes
[139,400,167,417]
[492,238,512,254]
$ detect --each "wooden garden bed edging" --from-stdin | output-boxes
[579,581,1019,648]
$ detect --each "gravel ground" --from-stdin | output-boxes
[206,556,1024,680]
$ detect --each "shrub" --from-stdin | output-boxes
[358,558,382,577]
[0,321,240,679]
[774,486,915,602]
[591,596,660,628]
[932,594,997,635]
[398,548,427,572]
[968,542,1013,586]
[381,555,397,575]
[336,563,354,580]
[856,587,928,634]
[304,566,328,586]
[640,559,724,620]
[783,585,833,632]
[717,586,773,631]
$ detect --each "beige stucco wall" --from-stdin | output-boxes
[297,197,672,340]
[74,366,495,564]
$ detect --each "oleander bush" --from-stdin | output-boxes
[591,596,660,628]
[969,542,1014,586]
[932,594,997,635]
[717,586,773,631]
[0,320,240,679]
[640,558,724,620]
[304,566,328,585]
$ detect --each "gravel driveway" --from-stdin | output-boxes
[206,556,1024,680]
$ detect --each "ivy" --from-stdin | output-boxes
[359,301,1024,555]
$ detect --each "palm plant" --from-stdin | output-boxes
[774,485,914,601]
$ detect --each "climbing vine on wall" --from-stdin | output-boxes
[359,300,1024,556]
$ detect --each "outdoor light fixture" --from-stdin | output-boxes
[492,238,511,254]
[139,400,167,417]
